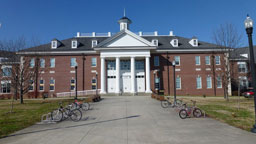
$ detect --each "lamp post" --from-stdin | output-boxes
[75,66,78,100]
[92,71,98,96]
[172,60,176,103]
[244,14,256,133]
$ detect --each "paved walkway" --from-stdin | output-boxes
[0,96,256,144]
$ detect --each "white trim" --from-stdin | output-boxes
[91,57,97,67]
[176,76,181,89]
[156,49,228,52]
[152,39,158,46]
[51,41,57,49]
[206,76,212,89]
[72,40,78,49]
[205,56,211,65]
[17,51,97,55]
[92,40,98,48]
[196,76,202,89]
[170,39,178,47]
[215,55,221,65]
[174,56,180,66]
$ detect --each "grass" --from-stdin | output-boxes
[0,98,74,138]
[175,96,255,131]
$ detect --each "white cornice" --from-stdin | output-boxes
[17,51,97,55]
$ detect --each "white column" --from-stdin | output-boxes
[145,56,152,93]
[115,57,120,93]
[131,57,135,93]
[100,57,106,94]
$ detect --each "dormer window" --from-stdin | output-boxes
[72,40,78,49]
[170,39,178,47]
[152,39,158,46]
[92,40,97,48]
[189,38,198,47]
[51,40,57,49]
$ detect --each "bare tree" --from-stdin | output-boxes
[0,37,42,105]
[212,23,242,101]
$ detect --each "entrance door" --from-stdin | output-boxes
[136,75,145,92]
[107,76,116,93]
[121,75,131,93]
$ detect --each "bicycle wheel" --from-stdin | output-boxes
[51,109,63,122]
[161,100,170,108]
[81,102,90,111]
[175,99,183,107]
[62,108,70,121]
[193,108,202,118]
[70,109,82,122]
[179,109,187,119]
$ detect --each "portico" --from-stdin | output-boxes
[100,51,152,94]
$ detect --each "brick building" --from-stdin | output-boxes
[1,16,228,98]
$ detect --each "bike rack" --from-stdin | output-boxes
[37,112,56,124]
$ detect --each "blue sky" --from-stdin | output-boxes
[0,0,256,47]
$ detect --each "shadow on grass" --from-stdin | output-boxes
[1,115,140,139]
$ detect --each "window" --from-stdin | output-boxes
[176,76,181,89]
[195,56,200,65]
[152,39,158,46]
[206,76,212,88]
[135,61,144,70]
[238,62,247,73]
[215,56,220,65]
[50,79,55,91]
[92,78,97,90]
[174,56,180,66]
[239,76,248,89]
[1,81,11,93]
[121,60,130,70]
[51,41,57,49]
[30,58,35,68]
[50,58,55,68]
[193,39,197,46]
[72,40,77,48]
[29,80,34,91]
[70,58,77,67]
[70,79,75,90]
[107,60,116,70]
[196,76,202,89]
[2,66,12,77]
[205,56,210,65]
[40,59,45,68]
[154,56,159,66]
[217,76,222,88]
[173,39,178,47]
[91,57,97,67]
[39,79,44,91]
[92,40,97,47]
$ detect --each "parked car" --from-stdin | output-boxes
[243,89,254,98]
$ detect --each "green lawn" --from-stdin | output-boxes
[177,96,255,131]
[0,99,74,138]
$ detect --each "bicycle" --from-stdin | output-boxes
[51,102,83,122]
[179,100,202,119]
[72,99,90,111]
[161,97,184,108]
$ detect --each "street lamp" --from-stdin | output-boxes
[172,60,176,103]
[244,14,256,133]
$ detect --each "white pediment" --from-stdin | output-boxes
[107,34,148,47]
[95,30,155,49]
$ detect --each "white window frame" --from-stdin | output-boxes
[39,79,44,91]
[205,56,210,65]
[30,58,35,68]
[174,56,180,66]
[70,79,76,91]
[152,39,158,46]
[50,58,55,68]
[238,62,247,73]
[1,65,12,77]
[1,80,11,93]
[215,56,221,65]
[195,56,200,65]
[206,76,212,88]
[217,76,222,88]
[196,76,202,89]
[176,76,181,89]
[91,57,97,67]
[70,58,77,67]
[51,40,57,49]
[29,79,34,91]
[92,40,97,48]
[72,40,77,49]
[154,56,159,66]
[170,39,178,47]
[40,58,45,68]
[49,79,55,91]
